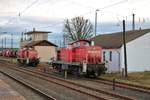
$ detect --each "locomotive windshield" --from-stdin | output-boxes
[70,40,90,48]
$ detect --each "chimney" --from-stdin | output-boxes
[33,28,36,31]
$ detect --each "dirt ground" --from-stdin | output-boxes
[100,71,150,87]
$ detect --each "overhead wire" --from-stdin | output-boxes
[17,0,73,30]
[1,0,150,46]
[24,0,128,30]
[1,0,150,33]
[19,0,39,16]
[0,0,40,29]
[1,0,127,29]
[75,0,128,17]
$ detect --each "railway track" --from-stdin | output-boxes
[1,62,135,100]
[1,60,150,99]
[0,70,56,100]
[92,78,150,94]
[21,62,150,95]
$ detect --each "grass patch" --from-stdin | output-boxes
[0,57,17,64]
[100,71,150,87]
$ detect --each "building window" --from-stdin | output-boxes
[103,51,106,61]
[109,51,112,61]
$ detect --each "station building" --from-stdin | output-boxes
[20,28,57,62]
[92,29,150,73]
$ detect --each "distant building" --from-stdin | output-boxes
[20,28,57,62]
[92,29,150,73]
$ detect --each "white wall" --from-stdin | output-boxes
[102,49,120,73]
[121,32,150,72]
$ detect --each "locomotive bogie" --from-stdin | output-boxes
[52,61,105,77]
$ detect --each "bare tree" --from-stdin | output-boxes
[63,16,93,42]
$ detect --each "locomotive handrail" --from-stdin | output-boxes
[53,61,80,66]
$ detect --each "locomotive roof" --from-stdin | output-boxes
[24,40,57,47]
[69,39,91,45]
[92,28,150,49]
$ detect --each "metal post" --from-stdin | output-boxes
[2,38,3,50]
[113,78,115,90]
[11,33,13,49]
[64,70,67,79]
[1,32,7,50]
[0,38,1,49]
[63,33,66,47]
[11,33,13,63]
[1,39,2,48]
[60,40,61,48]
[95,9,99,37]
[122,68,125,77]
[4,37,6,49]
[123,20,128,77]
[132,13,135,30]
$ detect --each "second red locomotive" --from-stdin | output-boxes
[52,39,106,77]
[17,47,39,67]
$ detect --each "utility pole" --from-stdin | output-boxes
[4,37,6,49]
[132,13,135,30]
[11,33,13,49]
[21,32,23,42]
[1,32,7,50]
[123,20,128,77]
[11,33,13,62]
[60,40,62,48]
[63,33,66,47]
[1,38,3,50]
[95,9,99,37]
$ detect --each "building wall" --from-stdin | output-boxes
[32,33,48,41]
[121,32,150,72]
[35,46,57,62]
[102,49,120,73]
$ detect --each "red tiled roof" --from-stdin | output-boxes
[24,40,57,47]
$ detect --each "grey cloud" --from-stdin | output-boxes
[1,15,150,48]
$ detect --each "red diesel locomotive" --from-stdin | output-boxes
[2,49,17,57]
[0,47,39,67]
[17,47,39,67]
[52,39,106,77]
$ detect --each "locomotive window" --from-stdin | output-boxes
[109,51,112,61]
[73,42,80,47]
[75,42,80,47]
[103,51,106,61]
[83,42,89,46]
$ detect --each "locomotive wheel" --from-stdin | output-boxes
[32,62,36,67]
[94,71,99,78]
[85,72,90,78]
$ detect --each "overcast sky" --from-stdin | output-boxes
[0,0,150,47]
